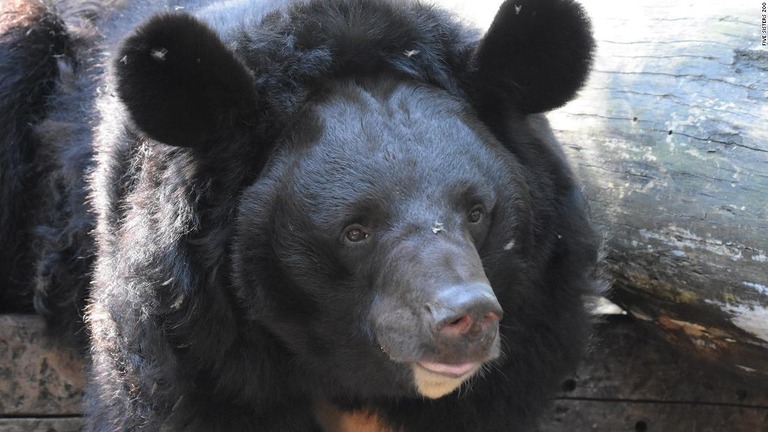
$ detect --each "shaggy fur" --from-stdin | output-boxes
[0,0,94,348]
[0,0,599,430]
[0,0,69,309]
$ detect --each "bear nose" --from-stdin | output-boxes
[427,283,503,343]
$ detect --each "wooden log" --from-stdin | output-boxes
[538,317,768,432]
[543,0,768,377]
[438,0,768,378]
[0,418,83,432]
[2,314,768,430]
[0,315,84,416]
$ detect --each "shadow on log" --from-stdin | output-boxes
[539,316,768,432]
[3,314,767,431]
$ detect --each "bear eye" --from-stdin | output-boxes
[468,206,484,224]
[344,224,371,244]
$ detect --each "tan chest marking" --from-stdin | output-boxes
[315,400,397,432]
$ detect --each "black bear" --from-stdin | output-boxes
[0,0,602,430]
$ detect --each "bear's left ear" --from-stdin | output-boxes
[114,13,257,148]
[468,0,594,114]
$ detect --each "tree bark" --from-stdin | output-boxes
[546,0,768,377]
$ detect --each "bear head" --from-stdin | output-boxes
[110,0,595,402]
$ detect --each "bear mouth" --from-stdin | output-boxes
[410,360,484,399]
[415,360,481,378]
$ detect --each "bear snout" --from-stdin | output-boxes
[409,282,504,399]
[374,280,504,398]
[426,282,503,360]
[373,234,504,365]
[373,281,503,364]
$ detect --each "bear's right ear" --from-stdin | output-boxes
[467,0,594,115]
[114,14,257,148]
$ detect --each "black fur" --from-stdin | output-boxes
[115,13,258,147]
[0,1,94,349]
[0,0,69,309]
[0,0,600,430]
[469,0,594,115]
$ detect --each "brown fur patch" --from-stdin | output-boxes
[315,400,397,432]
[0,0,42,32]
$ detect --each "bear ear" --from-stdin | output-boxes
[114,13,257,147]
[469,0,594,114]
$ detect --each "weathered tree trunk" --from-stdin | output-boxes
[545,0,768,377]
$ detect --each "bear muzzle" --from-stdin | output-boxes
[371,229,504,398]
[375,282,503,399]
[424,282,503,364]
[412,282,503,398]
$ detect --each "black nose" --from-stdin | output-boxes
[426,283,503,345]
